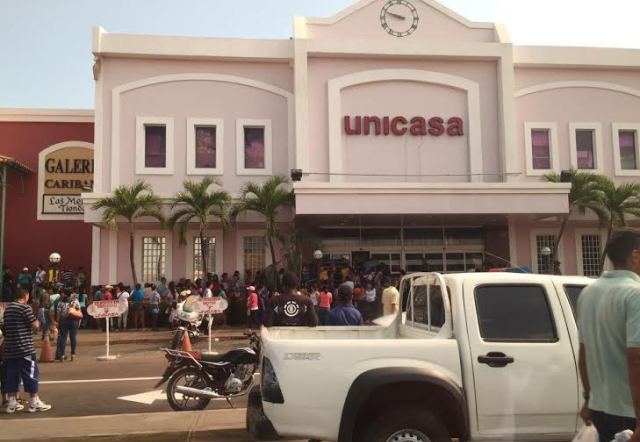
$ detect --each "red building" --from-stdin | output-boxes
[0,109,94,280]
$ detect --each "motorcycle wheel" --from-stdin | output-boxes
[166,367,212,411]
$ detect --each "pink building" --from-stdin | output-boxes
[84,0,640,285]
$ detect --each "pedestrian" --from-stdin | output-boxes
[55,290,82,362]
[17,267,33,291]
[326,284,364,326]
[246,286,259,329]
[75,267,86,293]
[131,283,145,330]
[265,273,318,327]
[364,281,377,323]
[48,285,62,341]
[78,289,88,328]
[316,286,332,325]
[1,288,51,413]
[60,268,73,291]
[381,278,400,317]
[165,282,176,328]
[116,284,130,331]
[37,287,50,340]
[149,284,160,331]
[578,229,640,442]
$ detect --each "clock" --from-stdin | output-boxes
[380,0,419,37]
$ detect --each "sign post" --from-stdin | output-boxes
[195,297,229,353]
[88,300,126,361]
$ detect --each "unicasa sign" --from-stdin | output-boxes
[343,115,464,137]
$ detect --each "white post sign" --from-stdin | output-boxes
[88,300,126,361]
[195,297,229,352]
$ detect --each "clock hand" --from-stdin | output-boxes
[387,11,406,20]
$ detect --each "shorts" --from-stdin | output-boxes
[2,353,39,394]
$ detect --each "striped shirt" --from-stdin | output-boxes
[2,302,37,359]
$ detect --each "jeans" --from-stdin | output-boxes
[118,311,128,330]
[56,320,79,359]
[133,305,145,329]
[318,307,329,325]
[38,308,49,338]
[591,409,636,442]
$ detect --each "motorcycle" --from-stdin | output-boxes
[156,332,260,411]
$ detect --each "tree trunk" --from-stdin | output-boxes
[552,215,569,275]
[599,219,615,274]
[129,222,138,285]
[200,229,208,281]
[267,235,277,270]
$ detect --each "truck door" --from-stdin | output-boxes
[463,279,578,439]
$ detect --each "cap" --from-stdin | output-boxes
[247,286,256,291]
[104,284,113,289]
[23,267,28,271]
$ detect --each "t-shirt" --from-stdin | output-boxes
[132,288,144,306]
[150,291,160,305]
[266,293,318,327]
[57,297,81,323]
[365,288,377,302]
[353,287,364,301]
[578,270,640,418]
[117,291,130,310]
[381,286,400,316]
[247,292,259,310]
[317,291,332,309]
[326,304,364,326]
[2,302,37,359]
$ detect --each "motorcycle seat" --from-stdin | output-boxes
[200,352,227,363]
[199,348,257,364]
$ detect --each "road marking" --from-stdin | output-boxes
[41,376,162,385]
[118,389,166,404]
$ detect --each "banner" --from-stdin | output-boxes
[195,297,229,315]
[88,300,126,318]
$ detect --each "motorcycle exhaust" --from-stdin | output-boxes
[175,386,225,398]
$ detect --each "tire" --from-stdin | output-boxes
[363,408,451,442]
[166,367,212,411]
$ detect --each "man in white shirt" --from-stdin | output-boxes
[381,278,400,317]
[115,284,129,331]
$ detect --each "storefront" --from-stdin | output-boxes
[84,0,640,284]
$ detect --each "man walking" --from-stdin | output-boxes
[265,273,318,327]
[381,278,400,316]
[1,288,51,413]
[578,229,640,441]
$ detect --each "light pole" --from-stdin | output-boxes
[540,246,552,274]
[313,249,323,282]
[49,252,61,284]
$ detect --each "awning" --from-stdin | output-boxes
[0,155,33,175]
[293,182,571,215]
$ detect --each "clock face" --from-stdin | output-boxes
[380,0,419,37]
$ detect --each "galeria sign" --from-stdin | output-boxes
[344,115,464,136]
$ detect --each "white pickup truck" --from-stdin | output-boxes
[246,272,594,442]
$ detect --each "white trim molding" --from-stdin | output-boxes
[37,141,95,221]
[569,122,604,173]
[612,123,640,177]
[186,118,224,176]
[91,226,101,285]
[524,122,559,176]
[327,69,483,183]
[236,229,271,278]
[133,229,173,283]
[111,73,293,190]
[185,229,224,280]
[529,228,564,274]
[515,81,640,99]
[0,108,93,123]
[135,116,175,175]
[236,118,273,176]
[573,228,606,277]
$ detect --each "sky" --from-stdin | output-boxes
[1,0,639,109]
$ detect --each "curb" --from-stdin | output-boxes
[33,334,247,348]
[7,429,257,442]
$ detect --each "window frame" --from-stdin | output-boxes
[186,230,223,279]
[236,118,272,176]
[569,122,603,172]
[574,228,605,277]
[135,116,175,175]
[524,122,559,176]
[529,228,564,274]
[133,230,173,282]
[236,230,271,278]
[186,118,224,176]
[474,283,559,343]
[612,123,640,176]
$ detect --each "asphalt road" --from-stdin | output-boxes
[0,337,251,419]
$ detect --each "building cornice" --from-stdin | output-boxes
[514,45,640,69]
[0,109,94,123]
[293,182,571,195]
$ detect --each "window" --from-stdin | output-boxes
[136,117,174,175]
[535,234,556,274]
[186,118,223,175]
[613,125,640,176]
[142,237,166,283]
[406,283,445,331]
[475,285,557,342]
[405,252,484,273]
[236,119,272,175]
[575,130,595,169]
[243,236,266,277]
[370,253,401,273]
[531,129,551,169]
[620,131,637,170]
[193,237,216,280]
[525,122,558,175]
[570,123,602,171]
[563,285,586,319]
[580,234,601,277]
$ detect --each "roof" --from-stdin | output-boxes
[0,155,33,175]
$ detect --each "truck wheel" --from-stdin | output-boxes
[363,408,451,442]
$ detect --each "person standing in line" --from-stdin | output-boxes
[364,281,377,324]
[37,287,50,340]
[77,289,88,329]
[381,278,400,317]
[116,284,130,332]
[149,284,160,331]
[1,288,51,413]
[265,273,318,327]
[101,285,114,332]
[326,285,364,326]
[60,268,73,291]
[17,267,32,291]
[55,290,82,362]
[316,286,332,326]
[131,284,145,330]
[578,229,640,442]
[246,286,259,329]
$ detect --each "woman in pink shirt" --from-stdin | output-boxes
[246,286,259,329]
[317,287,333,325]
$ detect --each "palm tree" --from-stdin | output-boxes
[593,176,640,272]
[91,180,164,285]
[230,175,294,267]
[543,169,602,272]
[166,177,231,279]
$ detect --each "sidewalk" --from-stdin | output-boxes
[34,326,248,348]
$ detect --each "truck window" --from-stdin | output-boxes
[406,283,445,331]
[563,284,586,319]
[475,285,558,343]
